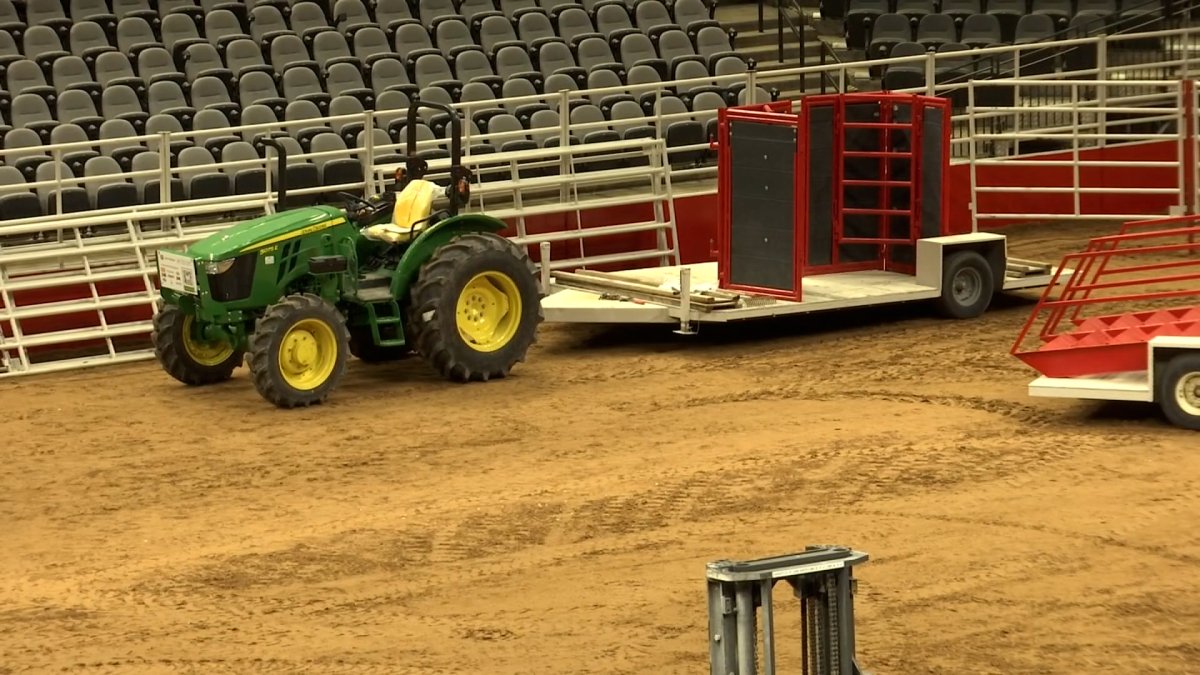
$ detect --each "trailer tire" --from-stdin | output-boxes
[935,249,994,319]
[1157,353,1200,430]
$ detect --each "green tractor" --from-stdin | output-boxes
[151,100,544,408]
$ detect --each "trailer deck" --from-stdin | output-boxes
[542,257,1070,326]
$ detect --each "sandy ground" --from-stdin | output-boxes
[1,220,1198,675]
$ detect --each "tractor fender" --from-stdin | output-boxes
[389,213,509,302]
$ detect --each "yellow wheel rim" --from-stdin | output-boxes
[181,315,236,367]
[455,271,522,353]
[277,318,340,390]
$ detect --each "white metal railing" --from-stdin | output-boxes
[0,137,678,377]
[966,78,1200,227]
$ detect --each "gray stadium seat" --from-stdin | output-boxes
[281,67,332,114]
[3,128,52,180]
[238,104,279,145]
[115,17,159,60]
[267,135,319,207]
[284,99,330,148]
[625,63,665,111]
[691,89,725,142]
[960,13,1002,49]
[1014,13,1057,75]
[111,0,157,22]
[693,25,740,72]
[131,150,184,203]
[192,108,239,155]
[10,93,57,141]
[845,0,887,50]
[939,0,980,26]
[84,156,138,210]
[517,11,559,50]
[867,13,911,60]
[178,146,232,200]
[1031,0,1072,31]
[144,113,191,158]
[249,6,293,48]
[221,141,266,196]
[97,118,144,171]
[327,95,367,147]
[0,166,43,220]
[183,42,233,85]
[538,41,586,88]
[882,41,926,90]
[482,113,535,153]
[238,71,286,118]
[70,0,119,32]
[161,12,205,63]
[575,36,623,77]
[416,0,458,29]
[137,47,186,89]
[459,81,505,127]
[375,0,418,39]
[288,2,332,44]
[68,20,115,68]
[635,0,680,42]
[204,9,248,52]
[370,57,418,98]
[93,51,144,94]
[0,0,24,45]
[326,62,375,110]
[916,13,956,50]
[147,80,197,128]
[528,108,566,148]
[270,34,320,77]
[352,26,401,67]
[595,3,636,41]
[312,30,361,73]
[333,0,374,34]
[609,99,655,141]
[454,49,503,94]
[26,0,73,41]
[49,123,99,176]
[8,59,56,106]
[225,38,274,79]
[478,14,524,57]
[100,84,148,132]
[984,0,1024,42]
[308,133,363,191]
[656,28,705,77]
[23,25,70,72]
[430,18,476,61]
[619,32,666,79]
[357,127,402,165]
[895,0,934,26]
[413,52,463,99]
[654,95,703,166]
[501,76,552,122]
[555,7,601,48]
[35,160,90,215]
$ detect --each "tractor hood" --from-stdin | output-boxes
[185,205,348,261]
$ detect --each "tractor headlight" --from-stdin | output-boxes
[204,259,236,275]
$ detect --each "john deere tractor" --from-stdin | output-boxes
[151,100,543,408]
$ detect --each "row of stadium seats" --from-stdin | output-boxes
[865,11,1103,59]
[844,0,1162,49]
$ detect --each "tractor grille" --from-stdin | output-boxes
[208,252,257,302]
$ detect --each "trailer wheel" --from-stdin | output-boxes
[935,249,994,319]
[1157,353,1200,430]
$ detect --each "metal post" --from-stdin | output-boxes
[539,241,552,294]
[674,266,696,335]
[1071,82,1082,218]
[967,81,980,233]
[925,51,936,96]
[1177,82,1188,213]
[1097,34,1109,148]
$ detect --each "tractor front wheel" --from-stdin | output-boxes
[248,293,351,408]
[1158,353,1200,431]
[407,232,543,382]
[152,305,243,385]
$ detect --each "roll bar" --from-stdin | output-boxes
[255,134,288,209]
[399,97,472,217]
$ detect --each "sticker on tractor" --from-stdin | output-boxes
[157,250,199,295]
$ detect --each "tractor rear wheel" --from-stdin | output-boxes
[1157,353,1200,430]
[407,231,543,382]
[248,293,351,408]
[935,249,995,319]
[152,305,243,385]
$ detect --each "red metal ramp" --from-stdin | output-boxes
[1012,216,1200,378]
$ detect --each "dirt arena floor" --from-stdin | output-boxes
[1,220,1198,674]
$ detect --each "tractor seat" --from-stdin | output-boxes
[363,178,442,244]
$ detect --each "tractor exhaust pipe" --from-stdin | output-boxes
[255,134,288,211]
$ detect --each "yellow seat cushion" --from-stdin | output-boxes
[364,179,441,244]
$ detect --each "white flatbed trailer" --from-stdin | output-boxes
[1027,336,1200,430]
[539,233,1073,331]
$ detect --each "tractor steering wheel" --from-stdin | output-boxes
[338,191,374,211]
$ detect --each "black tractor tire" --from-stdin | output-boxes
[247,293,351,408]
[348,324,412,363]
[1157,353,1200,431]
[935,249,995,319]
[152,304,243,385]
[406,231,544,382]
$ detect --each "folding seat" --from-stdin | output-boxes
[238,104,279,144]
[654,95,703,166]
[281,67,332,114]
[594,3,638,46]
[1014,13,1057,75]
[289,1,333,46]
[501,77,552,123]
[238,71,287,118]
[84,156,138,210]
[461,0,504,37]
[412,52,463,99]
[284,99,331,149]
[478,14,526,58]
[147,80,198,129]
[574,35,623,77]
[111,0,158,23]
[137,47,187,89]
[1028,0,1071,31]
[711,54,755,104]
[24,25,70,72]
[568,103,618,147]
[893,0,933,26]
[352,26,402,68]
[35,161,90,215]
[183,43,234,86]
[500,0,540,19]
[52,56,102,104]
[1063,14,1105,72]
[131,151,184,204]
[177,146,232,200]
[333,0,375,35]
[671,0,720,38]
[357,127,403,165]
[916,14,956,50]
[960,13,1002,49]
[115,17,160,61]
[161,13,206,64]
[270,34,321,77]
[224,39,274,79]
[373,89,410,131]
[268,135,320,207]
[493,44,543,91]
[554,6,602,48]
[0,28,19,84]
[538,40,586,87]
[657,27,707,77]
[375,0,419,40]
[93,51,144,95]
[517,12,561,51]
[249,6,295,50]
[452,49,503,96]
[624,63,665,112]
[844,0,888,51]
[1075,0,1117,23]
[399,121,449,161]
[68,21,116,70]
[308,132,363,191]
[221,141,266,196]
[311,31,362,74]
[7,94,57,145]
[866,13,912,60]
[881,41,925,90]
[692,25,740,72]
[57,89,106,139]
[206,0,249,28]
[690,90,724,142]
[204,9,250,54]
[458,81,505,129]
[527,108,567,148]
[609,99,655,141]
[984,0,1023,42]
[633,0,680,42]
[416,0,458,30]
[0,166,43,220]
[189,75,240,123]
[327,61,375,110]
[8,59,56,106]
[49,123,101,177]
[670,59,723,107]
[939,0,980,28]
[3,128,52,181]
[101,84,149,131]
[0,0,23,45]
[97,118,145,171]
[327,95,367,147]
[934,42,974,107]
[429,18,478,61]
[618,32,667,80]
[26,0,73,42]
[480,112,535,153]
[370,58,419,98]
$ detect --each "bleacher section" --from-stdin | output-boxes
[0,0,766,220]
